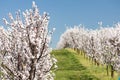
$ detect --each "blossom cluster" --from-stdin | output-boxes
[0,1,57,80]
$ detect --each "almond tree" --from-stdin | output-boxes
[0,1,57,80]
[57,23,120,78]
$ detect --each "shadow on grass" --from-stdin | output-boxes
[79,75,100,80]
[67,74,99,80]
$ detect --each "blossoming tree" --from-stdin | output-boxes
[57,23,120,78]
[0,1,57,80]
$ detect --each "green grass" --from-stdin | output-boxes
[51,48,119,80]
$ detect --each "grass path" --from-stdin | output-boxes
[51,49,118,80]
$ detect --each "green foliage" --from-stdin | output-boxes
[51,48,118,80]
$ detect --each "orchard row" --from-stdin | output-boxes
[57,23,120,77]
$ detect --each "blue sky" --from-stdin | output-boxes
[0,0,120,48]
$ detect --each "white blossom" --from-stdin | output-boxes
[0,1,56,80]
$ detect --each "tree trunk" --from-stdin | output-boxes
[76,49,79,54]
[89,56,91,62]
[84,52,86,58]
[96,62,99,66]
[94,59,99,66]
[106,65,109,76]
[80,50,82,55]
[111,65,114,78]
[28,59,36,80]
[94,59,97,65]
